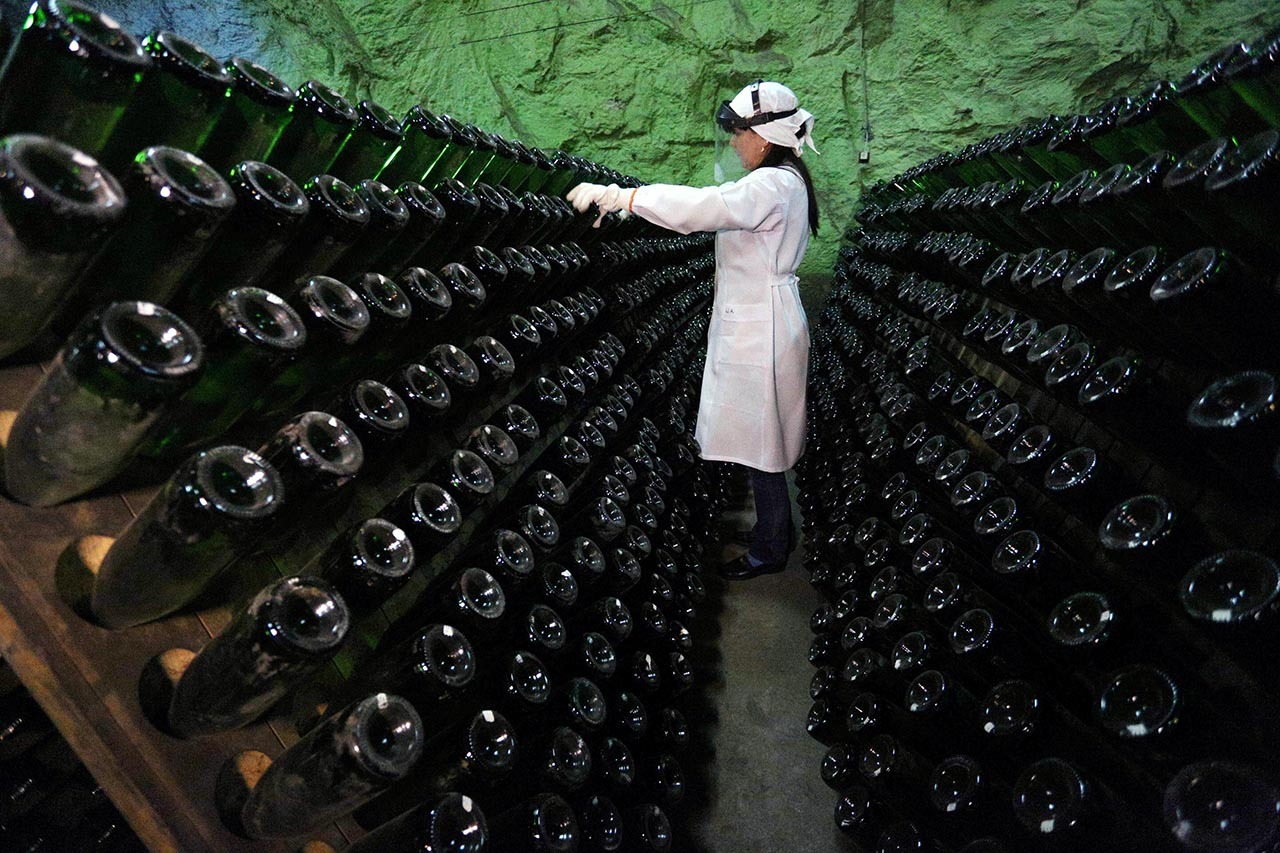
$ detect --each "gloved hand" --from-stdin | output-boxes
[566,182,631,227]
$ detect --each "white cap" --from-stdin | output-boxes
[726,81,819,156]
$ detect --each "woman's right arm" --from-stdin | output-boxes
[629,173,783,235]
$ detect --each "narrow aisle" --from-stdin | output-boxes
[681,477,842,852]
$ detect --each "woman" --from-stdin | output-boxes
[567,80,818,580]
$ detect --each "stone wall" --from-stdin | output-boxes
[16,0,1279,295]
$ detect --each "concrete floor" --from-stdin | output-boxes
[675,474,846,853]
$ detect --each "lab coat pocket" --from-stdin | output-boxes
[713,303,772,367]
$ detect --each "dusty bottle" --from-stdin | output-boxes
[166,575,350,737]
[4,301,202,506]
[57,146,235,327]
[267,174,370,286]
[89,445,284,628]
[0,134,126,358]
[142,287,307,455]
[345,792,488,853]
[311,517,415,612]
[178,161,309,310]
[240,692,424,838]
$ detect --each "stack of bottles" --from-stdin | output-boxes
[800,26,1280,853]
[0,656,141,851]
[0,2,736,849]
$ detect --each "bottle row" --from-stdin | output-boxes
[838,245,1280,502]
[0,1,637,195]
[0,128,652,367]
[3,222,713,508]
[861,29,1280,202]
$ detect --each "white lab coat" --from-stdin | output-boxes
[630,166,810,472]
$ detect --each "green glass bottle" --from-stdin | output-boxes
[4,301,202,507]
[98,31,231,172]
[328,99,404,186]
[485,184,525,247]
[437,263,488,325]
[453,128,498,186]
[240,693,423,838]
[178,160,309,312]
[253,275,370,418]
[89,445,284,629]
[346,272,413,375]
[0,134,126,358]
[423,116,477,184]
[522,148,558,194]
[197,57,295,171]
[475,133,520,187]
[0,0,150,154]
[268,174,369,289]
[470,182,511,248]
[377,182,446,275]
[142,287,307,456]
[312,517,415,612]
[268,79,358,182]
[500,139,539,192]
[327,179,409,279]
[258,409,364,498]
[55,146,234,331]
[422,178,480,267]
[395,267,453,357]
[377,105,451,188]
[1225,33,1280,130]
[541,149,583,197]
[166,575,350,737]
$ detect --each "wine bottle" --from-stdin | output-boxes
[89,445,283,629]
[0,134,126,359]
[0,1,150,153]
[267,79,357,181]
[267,174,370,285]
[59,146,235,322]
[345,792,488,853]
[4,301,202,507]
[166,576,350,737]
[354,708,517,828]
[486,793,580,853]
[142,287,307,455]
[378,184,447,276]
[178,160,309,305]
[98,31,231,171]
[240,692,424,838]
[197,57,295,171]
[310,517,415,612]
[326,99,404,187]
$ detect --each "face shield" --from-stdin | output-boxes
[712,80,799,182]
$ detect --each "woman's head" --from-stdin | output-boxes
[716,81,819,158]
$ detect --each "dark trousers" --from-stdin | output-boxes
[749,469,794,565]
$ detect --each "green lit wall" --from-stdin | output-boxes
[95,0,1280,290]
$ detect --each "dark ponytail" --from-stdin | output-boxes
[760,145,820,237]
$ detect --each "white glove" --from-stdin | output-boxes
[567,182,631,227]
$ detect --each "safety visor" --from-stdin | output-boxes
[715,81,798,133]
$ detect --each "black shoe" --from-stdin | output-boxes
[720,554,786,580]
